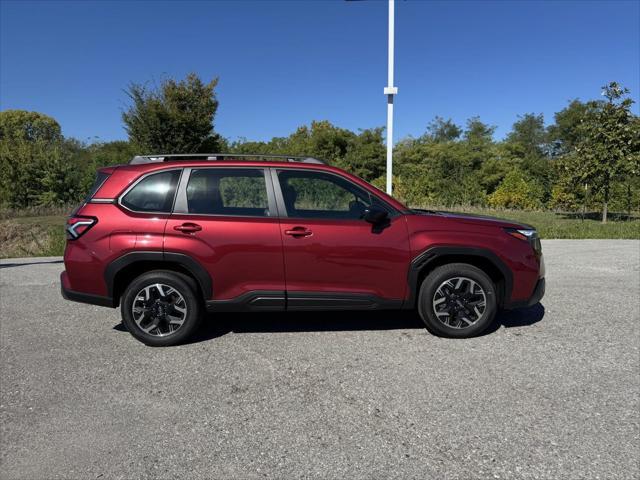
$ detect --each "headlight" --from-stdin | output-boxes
[505,228,541,254]
[516,229,536,239]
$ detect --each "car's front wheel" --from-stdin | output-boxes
[121,270,202,346]
[418,263,497,338]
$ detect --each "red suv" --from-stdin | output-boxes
[61,154,545,346]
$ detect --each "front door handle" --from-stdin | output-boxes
[174,223,202,233]
[284,227,312,237]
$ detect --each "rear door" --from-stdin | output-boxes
[113,169,182,252]
[164,167,285,307]
[272,168,411,309]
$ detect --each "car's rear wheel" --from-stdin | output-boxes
[418,263,497,338]
[121,271,202,346]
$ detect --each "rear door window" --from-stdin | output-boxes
[120,170,181,213]
[186,169,270,217]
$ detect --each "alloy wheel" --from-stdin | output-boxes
[432,276,487,329]
[132,283,188,337]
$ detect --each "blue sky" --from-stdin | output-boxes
[1,0,638,144]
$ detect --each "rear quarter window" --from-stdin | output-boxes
[84,171,110,201]
[120,170,181,213]
[71,171,112,215]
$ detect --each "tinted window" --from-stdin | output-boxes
[277,170,387,219]
[121,170,180,213]
[187,169,269,217]
[84,171,110,202]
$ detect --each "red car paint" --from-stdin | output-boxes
[61,160,544,310]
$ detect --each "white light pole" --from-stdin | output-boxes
[383,0,397,195]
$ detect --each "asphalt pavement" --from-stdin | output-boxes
[1,240,639,479]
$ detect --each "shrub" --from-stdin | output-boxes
[488,170,544,210]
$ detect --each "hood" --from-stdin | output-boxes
[411,209,535,230]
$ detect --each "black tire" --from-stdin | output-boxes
[417,263,497,338]
[121,270,202,346]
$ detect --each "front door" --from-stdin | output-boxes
[273,168,411,309]
[164,167,285,308]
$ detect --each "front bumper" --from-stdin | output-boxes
[505,277,545,310]
[527,277,545,307]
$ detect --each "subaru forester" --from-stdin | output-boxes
[61,154,545,346]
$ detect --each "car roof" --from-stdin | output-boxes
[129,153,325,165]
[115,159,339,174]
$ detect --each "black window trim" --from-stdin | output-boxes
[172,166,278,219]
[117,168,183,215]
[117,166,399,220]
[84,171,111,203]
[270,167,401,220]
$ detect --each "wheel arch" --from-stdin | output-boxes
[105,251,212,305]
[407,246,512,309]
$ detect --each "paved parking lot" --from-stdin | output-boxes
[1,240,639,479]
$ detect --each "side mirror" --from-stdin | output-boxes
[363,207,389,224]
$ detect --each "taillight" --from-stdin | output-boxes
[66,216,97,240]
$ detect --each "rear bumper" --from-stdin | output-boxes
[505,277,545,310]
[60,272,115,308]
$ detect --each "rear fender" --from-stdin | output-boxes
[104,251,213,302]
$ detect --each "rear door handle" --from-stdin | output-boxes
[174,223,202,233]
[284,227,312,237]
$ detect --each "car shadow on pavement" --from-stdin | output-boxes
[482,303,545,336]
[178,302,545,344]
[112,303,545,344]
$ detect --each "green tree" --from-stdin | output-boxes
[0,110,68,207]
[0,137,81,207]
[391,135,487,207]
[546,100,597,212]
[503,113,553,202]
[506,113,547,157]
[464,117,495,145]
[122,73,221,153]
[34,142,83,206]
[477,150,518,194]
[572,82,639,222]
[423,117,462,143]
[229,120,384,181]
[287,121,353,162]
[0,110,62,144]
[463,117,497,173]
[488,170,544,210]
[72,140,138,193]
[87,140,138,167]
[547,100,599,156]
[342,127,385,181]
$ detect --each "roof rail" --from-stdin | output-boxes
[129,153,326,165]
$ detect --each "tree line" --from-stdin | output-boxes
[0,73,638,222]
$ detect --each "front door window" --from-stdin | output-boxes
[277,170,389,220]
